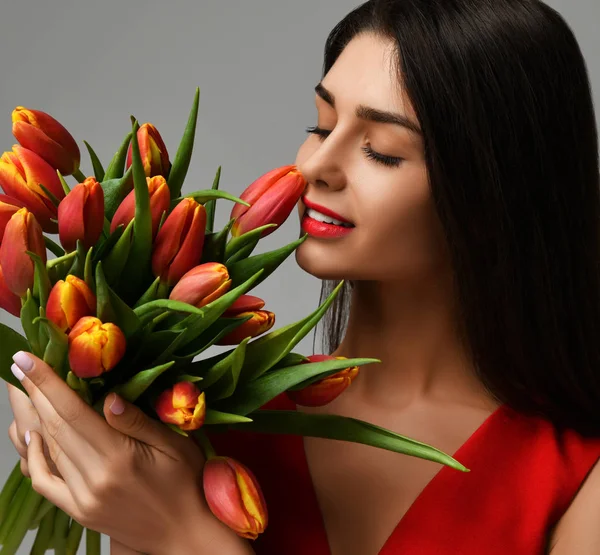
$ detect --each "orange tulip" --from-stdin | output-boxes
[0,208,46,297]
[110,175,170,238]
[203,456,268,539]
[152,198,206,286]
[67,317,126,378]
[216,294,275,345]
[57,177,104,252]
[46,276,96,332]
[0,194,25,244]
[230,165,306,238]
[169,263,232,308]
[12,106,81,176]
[0,264,21,317]
[154,381,206,431]
[286,354,360,407]
[125,123,170,178]
[0,145,66,232]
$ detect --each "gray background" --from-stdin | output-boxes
[0,1,597,552]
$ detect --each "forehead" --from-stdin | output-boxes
[320,32,416,119]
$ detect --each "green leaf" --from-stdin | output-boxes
[168,87,200,200]
[134,298,207,323]
[38,183,61,208]
[224,223,277,263]
[83,140,106,182]
[46,251,77,283]
[84,247,95,293]
[176,374,203,383]
[56,170,71,195]
[27,251,51,309]
[44,236,65,258]
[112,361,175,403]
[204,409,252,425]
[92,223,124,263]
[67,240,88,279]
[175,189,250,209]
[228,233,308,289]
[200,218,235,264]
[101,168,134,220]
[205,166,221,234]
[37,317,69,380]
[270,351,310,369]
[102,218,134,285]
[20,291,41,358]
[227,410,469,472]
[133,276,162,308]
[204,336,250,401]
[103,130,133,181]
[239,281,345,381]
[217,357,379,415]
[0,324,30,393]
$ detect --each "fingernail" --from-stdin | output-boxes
[10,363,25,382]
[109,393,125,415]
[24,430,30,446]
[12,351,33,373]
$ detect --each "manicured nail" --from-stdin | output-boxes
[12,351,33,373]
[109,393,125,415]
[10,363,25,382]
[24,430,30,446]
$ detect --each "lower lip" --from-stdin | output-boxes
[301,214,355,238]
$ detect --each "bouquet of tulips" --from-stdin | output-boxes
[0,88,463,554]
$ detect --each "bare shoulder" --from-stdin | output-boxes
[548,456,600,554]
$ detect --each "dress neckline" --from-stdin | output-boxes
[297,401,510,555]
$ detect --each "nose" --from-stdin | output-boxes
[296,137,347,193]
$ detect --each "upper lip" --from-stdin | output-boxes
[301,196,354,225]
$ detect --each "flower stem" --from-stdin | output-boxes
[0,476,28,544]
[0,461,23,524]
[30,506,57,555]
[53,509,71,555]
[86,528,101,555]
[29,497,54,529]
[66,519,84,555]
[193,429,217,459]
[0,482,43,555]
[72,168,87,183]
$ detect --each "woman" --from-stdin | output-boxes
[6,0,600,553]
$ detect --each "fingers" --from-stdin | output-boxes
[7,382,40,439]
[8,420,27,458]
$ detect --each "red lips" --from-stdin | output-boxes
[301,196,354,225]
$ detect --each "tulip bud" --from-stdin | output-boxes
[154,381,206,431]
[152,198,206,286]
[12,106,81,176]
[0,264,21,317]
[58,177,104,252]
[230,165,306,238]
[216,294,275,345]
[0,194,25,244]
[110,175,170,238]
[125,123,170,178]
[203,456,268,539]
[0,208,46,297]
[286,354,360,407]
[46,275,96,332]
[0,145,66,232]
[169,263,232,308]
[67,317,126,378]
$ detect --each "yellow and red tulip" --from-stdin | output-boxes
[57,177,104,252]
[286,354,360,407]
[67,317,126,378]
[203,456,268,539]
[46,275,96,332]
[0,208,46,297]
[230,165,306,238]
[152,198,206,286]
[110,175,170,238]
[0,264,21,317]
[0,145,66,232]
[12,106,81,176]
[154,381,206,431]
[125,123,170,178]
[216,294,275,345]
[0,194,25,244]
[169,263,232,308]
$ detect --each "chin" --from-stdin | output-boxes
[294,242,350,281]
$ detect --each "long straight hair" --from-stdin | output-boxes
[312,0,600,435]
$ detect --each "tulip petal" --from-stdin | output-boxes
[166,204,206,285]
[0,264,21,317]
[68,333,104,378]
[100,323,127,372]
[223,294,265,316]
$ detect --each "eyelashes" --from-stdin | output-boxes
[305,125,404,168]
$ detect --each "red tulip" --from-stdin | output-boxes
[12,106,81,176]
[67,317,126,378]
[0,264,21,317]
[46,275,96,332]
[230,165,306,238]
[0,145,66,232]
[203,456,268,539]
[0,208,46,297]
[286,354,360,407]
[125,123,170,178]
[216,294,275,345]
[110,175,170,238]
[155,381,206,431]
[58,177,104,252]
[152,198,206,286]
[169,263,232,308]
[0,194,25,244]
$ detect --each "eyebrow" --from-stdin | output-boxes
[315,82,423,137]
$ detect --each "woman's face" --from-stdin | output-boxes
[294,32,450,283]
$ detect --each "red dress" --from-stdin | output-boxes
[208,393,600,554]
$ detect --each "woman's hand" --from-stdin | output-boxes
[6,351,255,555]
